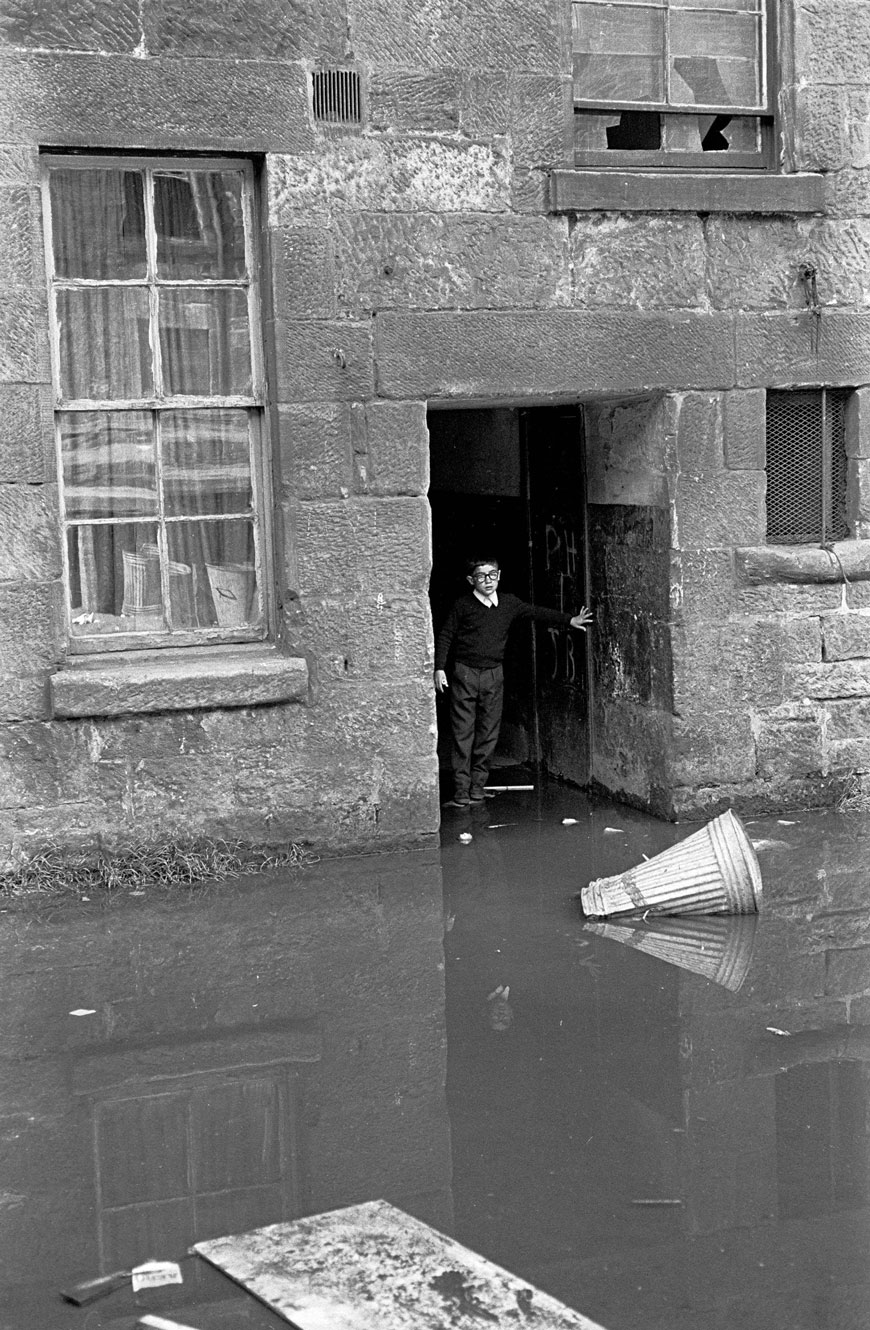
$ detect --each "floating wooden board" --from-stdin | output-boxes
[194,1199,608,1330]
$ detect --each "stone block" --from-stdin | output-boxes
[755,708,825,780]
[0,581,63,671]
[0,0,140,51]
[707,217,870,312]
[736,312,870,388]
[278,402,354,499]
[674,472,765,550]
[782,85,849,173]
[794,1,870,88]
[292,496,431,596]
[510,75,573,167]
[791,659,870,701]
[822,612,870,661]
[670,549,735,624]
[511,168,549,215]
[723,389,766,470]
[669,710,755,785]
[270,227,337,321]
[585,397,674,507]
[828,697,870,743]
[459,73,510,140]
[0,185,40,288]
[0,53,313,153]
[364,400,429,496]
[0,383,53,482]
[51,652,309,719]
[845,387,870,459]
[0,486,61,579]
[733,582,841,615]
[289,593,433,680]
[268,139,512,221]
[827,737,870,772]
[368,71,461,134]
[274,319,374,404]
[142,0,321,58]
[825,947,870,999]
[331,212,570,315]
[675,393,724,474]
[375,310,737,401]
[457,0,561,72]
[0,144,37,183]
[347,0,462,68]
[0,288,43,382]
[825,169,870,220]
[673,618,822,716]
[570,215,706,310]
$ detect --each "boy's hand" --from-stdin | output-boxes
[434,669,449,692]
[569,606,593,631]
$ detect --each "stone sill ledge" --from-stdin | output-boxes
[736,543,870,586]
[549,170,826,214]
[51,646,309,718]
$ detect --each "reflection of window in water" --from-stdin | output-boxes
[44,156,268,649]
[775,1063,869,1219]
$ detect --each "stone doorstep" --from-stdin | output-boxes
[50,649,309,719]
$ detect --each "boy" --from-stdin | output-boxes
[434,556,592,807]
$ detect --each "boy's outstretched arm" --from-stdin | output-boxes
[569,606,593,630]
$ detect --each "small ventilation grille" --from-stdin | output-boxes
[766,388,850,545]
[312,69,362,126]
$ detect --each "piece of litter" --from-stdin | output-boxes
[487,823,516,829]
[458,832,473,843]
[603,827,624,834]
[777,819,797,825]
[69,1009,97,1017]
[766,1026,791,1037]
[131,1261,184,1293]
[640,853,650,861]
[137,1316,199,1330]
[484,784,534,791]
[129,889,146,897]
[487,985,510,1001]
[61,1271,129,1305]
[751,838,791,851]
[630,1198,684,1206]
[561,817,579,825]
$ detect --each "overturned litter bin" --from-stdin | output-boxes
[579,808,762,919]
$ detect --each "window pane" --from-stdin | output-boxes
[167,520,260,628]
[162,409,253,518]
[573,4,665,102]
[671,12,762,106]
[57,288,153,401]
[68,522,165,635]
[50,169,146,280]
[159,290,252,397]
[60,411,156,521]
[155,171,247,280]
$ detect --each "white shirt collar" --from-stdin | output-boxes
[473,588,498,608]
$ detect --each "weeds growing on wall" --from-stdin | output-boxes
[0,839,318,904]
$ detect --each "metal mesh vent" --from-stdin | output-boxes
[766,388,850,545]
[312,69,362,126]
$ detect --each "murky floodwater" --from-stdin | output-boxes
[2,785,870,1329]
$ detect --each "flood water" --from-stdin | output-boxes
[2,784,870,1329]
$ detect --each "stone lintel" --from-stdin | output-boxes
[736,543,870,586]
[549,170,826,214]
[51,648,309,718]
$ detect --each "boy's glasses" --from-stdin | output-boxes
[473,570,499,582]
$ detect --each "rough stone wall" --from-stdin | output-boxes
[1,0,870,850]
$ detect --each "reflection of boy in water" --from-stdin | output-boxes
[434,556,592,808]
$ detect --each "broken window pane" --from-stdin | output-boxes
[60,411,156,521]
[50,169,146,281]
[154,171,247,281]
[670,11,761,106]
[161,409,253,518]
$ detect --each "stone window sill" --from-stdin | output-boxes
[736,543,870,586]
[549,170,826,214]
[50,645,309,719]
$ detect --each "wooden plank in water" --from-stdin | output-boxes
[194,1198,609,1330]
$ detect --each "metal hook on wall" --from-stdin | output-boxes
[798,262,821,354]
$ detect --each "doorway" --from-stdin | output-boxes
[428,404,591,793]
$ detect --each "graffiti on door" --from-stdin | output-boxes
[541,518,583,685]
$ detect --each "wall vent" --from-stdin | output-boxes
[312,69,362,127]
[766,388,850,545]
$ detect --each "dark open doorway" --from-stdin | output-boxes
[428,405,591,794]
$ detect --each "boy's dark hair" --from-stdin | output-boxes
[465,555,500,576]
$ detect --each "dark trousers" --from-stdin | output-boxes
[449,662,504,797]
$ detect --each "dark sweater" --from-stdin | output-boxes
[435,592,572,671]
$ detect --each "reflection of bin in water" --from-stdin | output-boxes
[583,915,758,993]
[579,809,762,919]
[206,562,257,626]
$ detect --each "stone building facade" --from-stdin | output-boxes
[0,0,869,860]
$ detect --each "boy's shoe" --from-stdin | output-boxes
[470,789,496,802]
[443,796,471,808]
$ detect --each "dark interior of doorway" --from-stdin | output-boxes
[428,405,591,798]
